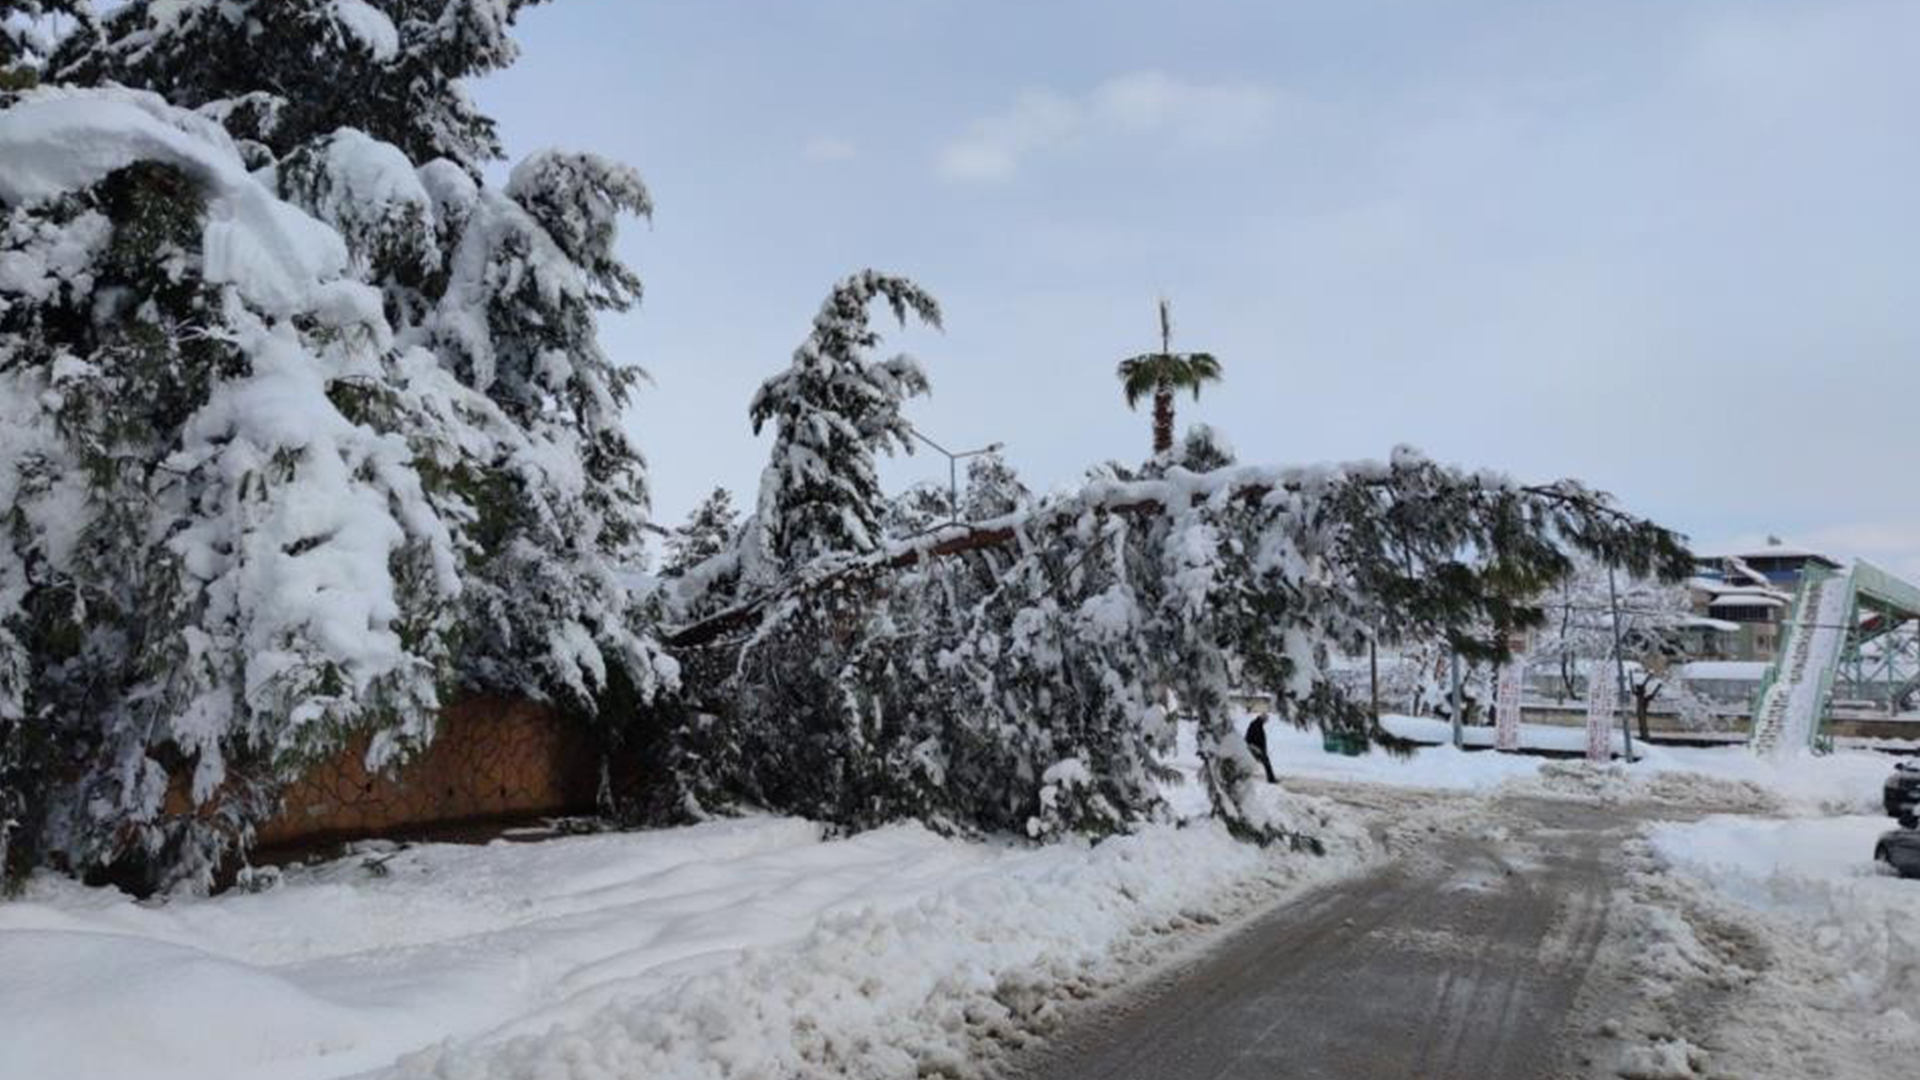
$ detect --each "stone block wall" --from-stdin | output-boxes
[254,695,600,849]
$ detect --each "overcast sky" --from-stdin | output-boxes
[474,0,1919,577]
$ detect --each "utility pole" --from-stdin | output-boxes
[1369,638,1380,721]
[1449,650,1464,750]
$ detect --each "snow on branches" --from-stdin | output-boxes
[49,0,545,171]
[658,450,1693,847]
[744,271,942,580]
[1528,556,1720,735]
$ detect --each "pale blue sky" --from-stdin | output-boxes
[474,0,1920,576]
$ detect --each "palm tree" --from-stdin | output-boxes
[1116,299,1223,456]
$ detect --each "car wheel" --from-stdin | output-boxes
[1875,845,1899,877]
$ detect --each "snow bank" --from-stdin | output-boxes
[0,814,1364,1080]
[1648,815,1919,1017]
[1616,818,1920,1077]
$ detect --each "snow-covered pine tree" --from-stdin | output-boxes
[742,271,941,581]
[0,89,465,889]
[662,448,1692,845]
[1169,423,1236,474]
[960,450,1029,520]
[413,148,664,712]
[59,0,668,715]
[1,1,84,85]
[883,482,954,541]
[664,488,740,577]
[2,2,667,890]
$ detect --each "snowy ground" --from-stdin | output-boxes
[4,716,1906,1080]
[1207,713,1894,815]
[0,801,1369,1080]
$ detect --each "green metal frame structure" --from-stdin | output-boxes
[1754,560,1920,752]
[1835,561,1920,715]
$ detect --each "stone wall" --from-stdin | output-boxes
[254,696,600,849]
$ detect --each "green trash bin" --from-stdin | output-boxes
[1321,730,1369,756]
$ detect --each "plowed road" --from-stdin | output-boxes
[1012,798,1632,1080]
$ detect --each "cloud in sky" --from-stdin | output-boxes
[802,136,858,163]
[936,70,1277,181]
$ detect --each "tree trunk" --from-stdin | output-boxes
[1152,386,1174,455]
[1636,695,1652,742]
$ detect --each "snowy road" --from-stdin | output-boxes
[1012,796,1637,1080]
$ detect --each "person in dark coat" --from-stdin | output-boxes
[1245,714,1278,783]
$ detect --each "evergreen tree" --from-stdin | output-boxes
[1170,423,1236,473]
[57,0,664,714]
[960,450,1029,520]
[743,271,941,579]
[665,488,740,577]
[883,481,955,540]
[1,2,665,890]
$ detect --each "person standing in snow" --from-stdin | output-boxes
[1245,714,1278,784]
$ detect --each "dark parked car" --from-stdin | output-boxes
[1885,761,1920,818]
[1878,761,1920,879]
[1876,827,1920,879]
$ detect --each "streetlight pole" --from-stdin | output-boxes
[1607,562,1636,762]
[906,426,1004,526]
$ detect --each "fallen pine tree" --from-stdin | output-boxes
[640,447,1693,847]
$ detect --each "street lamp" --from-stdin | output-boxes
[906,425,1004,527]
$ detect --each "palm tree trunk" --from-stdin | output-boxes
[1153,385,1174,455]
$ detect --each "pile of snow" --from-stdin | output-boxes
[1648,815,1918,1015]
[0,813,1367,1080]
[1609,816,1920,1077]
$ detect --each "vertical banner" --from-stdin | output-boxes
[1584,656,1618,763]
[1495,657,1525,752]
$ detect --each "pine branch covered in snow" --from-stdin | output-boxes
[0,1,86,83]
[49,0,545,172]
[656,449,1693,845]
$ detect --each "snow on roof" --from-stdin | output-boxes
[1707,595,1786,608]
[1708,544,1842,566]
[1690,579,1790,600]
[1678,661,1772,681]
[1680,616,1742,632]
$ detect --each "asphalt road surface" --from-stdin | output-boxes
[1011,798,1632,1080]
